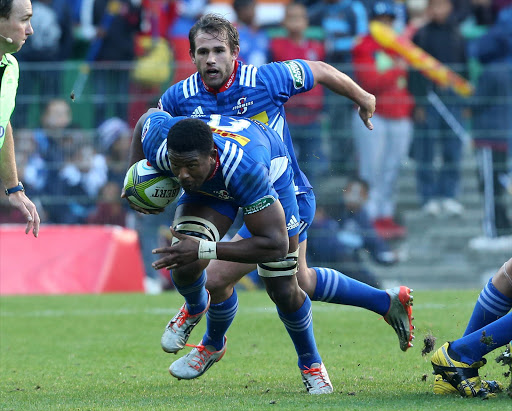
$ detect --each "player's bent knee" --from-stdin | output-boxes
[257,249,299,278]
[295,266,316,294]
[205,273,234,297]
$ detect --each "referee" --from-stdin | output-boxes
[0,0,39,237]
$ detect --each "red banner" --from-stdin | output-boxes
[0,225,145,295]
[369,21,474,97]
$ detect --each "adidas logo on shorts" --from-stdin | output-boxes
[287,215,300,231]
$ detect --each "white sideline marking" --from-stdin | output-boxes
[0,302,473,318]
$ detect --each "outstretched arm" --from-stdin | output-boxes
[306,60,376,130]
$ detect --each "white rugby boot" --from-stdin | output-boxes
[161,292,210,353]
[300,362,333,394]
[384,286,415,351]
[169,338,227,380]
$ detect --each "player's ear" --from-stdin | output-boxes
[189,49,195,63]
[232,45,240,61]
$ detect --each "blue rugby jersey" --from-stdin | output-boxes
[158,59,315,194]
[140,111,294,211]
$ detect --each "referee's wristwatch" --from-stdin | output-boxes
[5,181,24,196]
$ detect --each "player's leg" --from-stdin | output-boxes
[433,258,511,395]
[431,313,512,397]
[161,199,235,354]
[294,191,414,351]
[168,246,253,380]
[463,258,512,336]
[198,242,256,350]
[259,238,332,394]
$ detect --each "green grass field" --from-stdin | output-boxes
[1,289,510,410]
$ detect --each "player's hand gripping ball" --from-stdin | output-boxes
[123,160,180,210]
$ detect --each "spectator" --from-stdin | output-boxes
[97,117,132,185]
[468,4,512,251]
[46,143,107,224]
[128,1,178,127]
[33,100,106,223]
[32,99,74,196]
[17,129,46,197]
[168,0,207,82]
[408,0,469,217]
[234,0,269,67]
[87,180,127,226]
[308,178,402,288]
[308,0,369,175]
[12,0,73,128]
[85,0,142,125]
[352,1,414,239]
[269,2,328,188]
[403,0,428,39]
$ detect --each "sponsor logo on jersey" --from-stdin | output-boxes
[213,189,232,200]
[284,61,305,89]
[286,215,300,231]
[141,118,150,142]
[250,111,269,125]
[210,127,250,146]
[191,106,205,117]
[243,195,276,215]
[224,70,235,89]
[232,97,254,115]
[0,126,4,138]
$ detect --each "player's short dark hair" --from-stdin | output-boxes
[0,0,14,19]
[189,13,240,55]
[167,118,214,155]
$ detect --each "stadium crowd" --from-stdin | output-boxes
[0,0,511,292]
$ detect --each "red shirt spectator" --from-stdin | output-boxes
[270,37,325,125]
[352,36,413,119]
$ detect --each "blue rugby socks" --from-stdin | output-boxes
[450,313,512,364]
[277,295,322,369]
[172,270,209,315]
[202,289,238,351]
[463,278,512,336]
[312,267,390,315]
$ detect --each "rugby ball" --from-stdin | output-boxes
[123,160,180,210]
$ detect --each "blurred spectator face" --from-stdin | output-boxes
[75,145,95,173]
[428,0,453,23]
[234,0,256,26]
[284,4,308,37]
[343,180,369,212]
[190,29,240,90]
[110,131,131,160]
[100,181,122,204]
[42,99,71,130]
[407,0,428,19]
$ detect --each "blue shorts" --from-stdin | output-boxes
[177,192,239,221]
[237,181,300,240]
[297,189,316,243]
[238,188,315,243]
[178,185,301,240]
